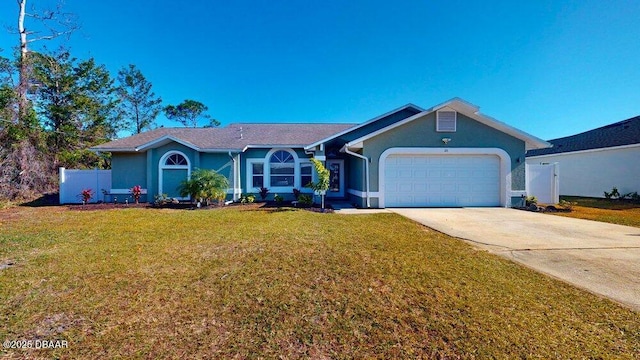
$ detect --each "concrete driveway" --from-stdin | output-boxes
[391,208,640,311]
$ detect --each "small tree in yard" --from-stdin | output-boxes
[306,158,330,210]
[178,168,229,206]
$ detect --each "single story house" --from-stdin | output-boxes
[92,98,550,208]
[526,115,640,198]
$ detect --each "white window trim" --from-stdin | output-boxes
[246,158,265,192]
[158,150,191,200]
[245,149,316,193]
[436,109,457,132]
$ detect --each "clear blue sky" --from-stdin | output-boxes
[1,0,639,139]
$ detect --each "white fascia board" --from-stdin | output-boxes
[89,147,137,153]
[526,143,640,159]
[467,111,550,150]
[343,98,551,151]
[430,97,480,113]
[303,103,425,150]
[135,135,201,152]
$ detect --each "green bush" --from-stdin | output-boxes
[298,194,313,206]
[240,194,255,204]
[525,196,537,206]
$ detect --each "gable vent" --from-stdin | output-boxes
[437,110,457,132]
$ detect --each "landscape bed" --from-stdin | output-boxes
[547,196,640,228]
[0,206,638,358]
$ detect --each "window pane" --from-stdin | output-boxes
[270,150,294,164]
[301,176,312,187]
[166,153,187,166]
[252,163,264,175]
[252,175,263,188]
[301,164,312,174]
[270,175,294,186]
[271,166,294,175]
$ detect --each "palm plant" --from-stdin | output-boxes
[178,168,229,205]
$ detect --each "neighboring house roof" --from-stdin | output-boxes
[526,115,640,157]
[342,98,551,151]
[92,123,357,152]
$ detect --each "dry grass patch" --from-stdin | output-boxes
[1,206,639,358]
[552,196,640,228]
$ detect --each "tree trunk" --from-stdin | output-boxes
[17,0,29,123]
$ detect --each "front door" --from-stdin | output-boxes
[326,160,344,198]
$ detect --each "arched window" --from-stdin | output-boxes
[269,150,295,187]
[165,153,188,166]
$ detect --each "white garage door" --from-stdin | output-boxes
[384,154,501,207]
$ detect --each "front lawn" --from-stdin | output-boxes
[1,206,639,358]
[553,196,640,228]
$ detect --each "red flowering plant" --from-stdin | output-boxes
[130,185,142,204]
[80,189,93,204]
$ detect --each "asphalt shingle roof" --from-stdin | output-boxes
[92,123,357,152]
[526,115,640,157]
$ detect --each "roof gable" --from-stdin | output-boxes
[304,104,424,150]
[527,115,640,157]
[343,98,550,151]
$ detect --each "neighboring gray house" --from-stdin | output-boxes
[92,98,550,208]
[526,115,640,198]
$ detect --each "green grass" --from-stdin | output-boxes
[554,196,640,227]
[1,206,639,358]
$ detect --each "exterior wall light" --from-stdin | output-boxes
[442,138,452,144]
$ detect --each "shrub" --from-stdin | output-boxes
[79,189,93,204]
[258,187,269,200]
[298,194,313,206]
[240,194,255,204]
[153,194,170,206]
[525,196,537,206]
[558,199,577,211]
[292,188,301,200]
[274,194,284,204]
[179,168,229,205]
[130,185,142,203]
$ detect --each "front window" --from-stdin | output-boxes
[270,150,295,187]
[300,163,312,187]
[252,163,264,188]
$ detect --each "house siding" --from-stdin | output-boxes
[111,153,147,190]
[334,108,422,144]
[200,153,236,188]
[362,112,526,205]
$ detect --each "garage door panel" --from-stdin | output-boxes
[384,154,500,207]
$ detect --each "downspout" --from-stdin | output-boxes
[342,146,370,208]
[228,151,238,201]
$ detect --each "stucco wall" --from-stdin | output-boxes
[111,153,147,190]
[526,145,640,197]
[362,112,526,192]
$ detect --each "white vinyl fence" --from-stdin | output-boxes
[525,163,559,204]
[59,167,111,204]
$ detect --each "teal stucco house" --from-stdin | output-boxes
[91,98,550,208]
